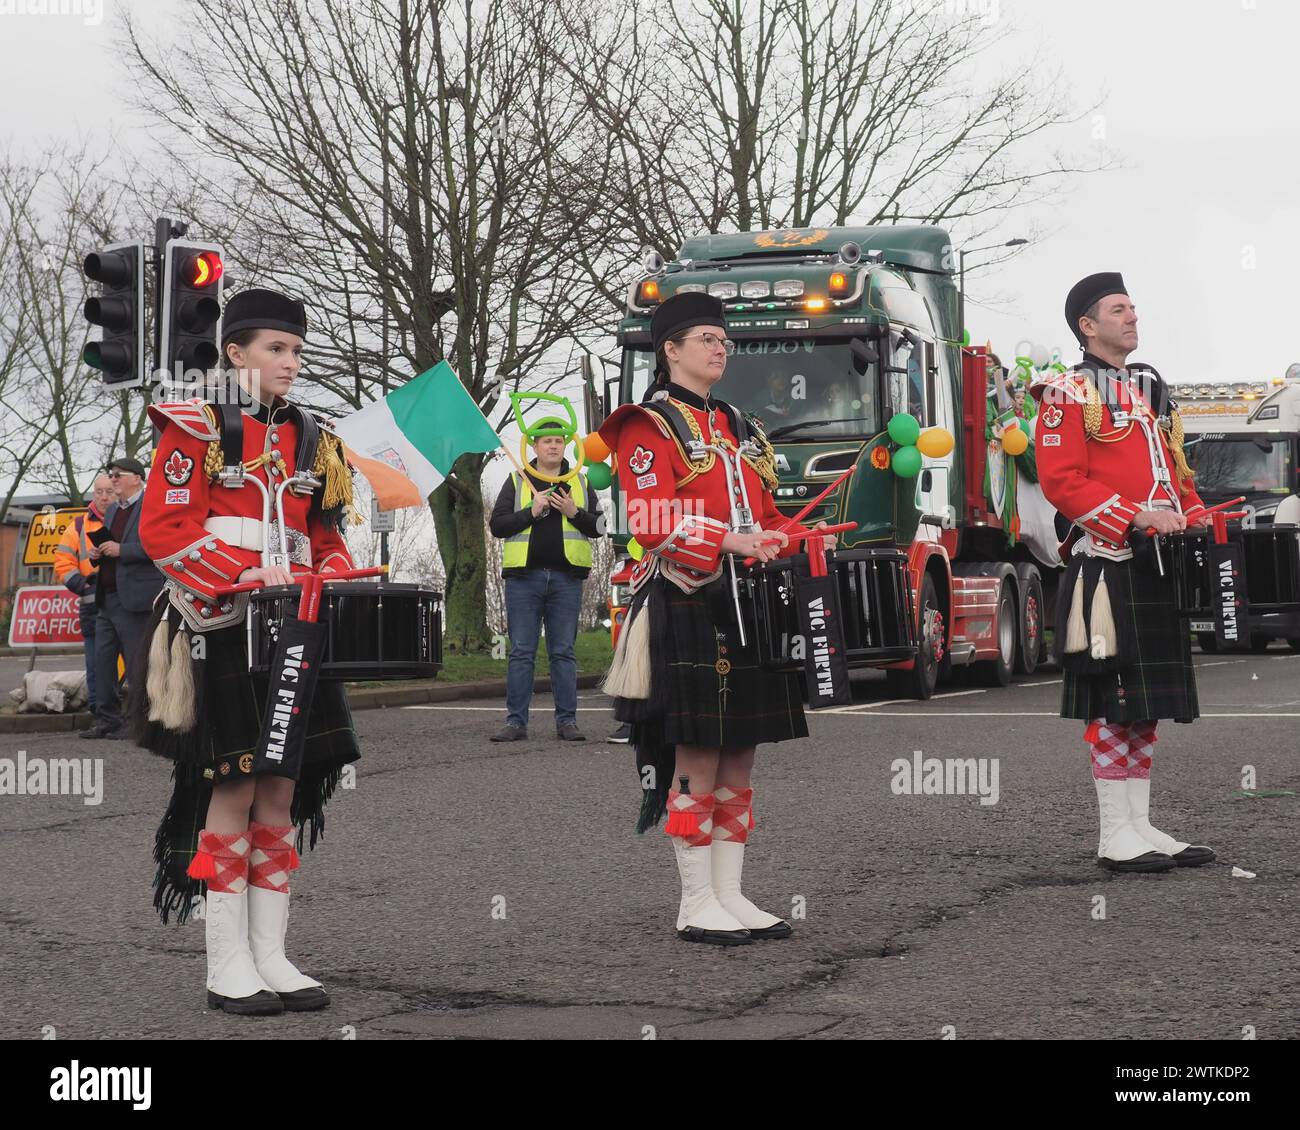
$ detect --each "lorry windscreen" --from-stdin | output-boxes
[625,337,877,440]
[1185,435,1295,493]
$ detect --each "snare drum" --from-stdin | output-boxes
[1164,530,1213,615]
[1237,527,1300,608]
[1164,527,1300,616]
[825,548,917,663]
[249,582,443,681]
[738,547,917,671]
[737,556,806,673]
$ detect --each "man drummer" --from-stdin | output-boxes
[131,288,359,1014]
[1032,272,1216,873]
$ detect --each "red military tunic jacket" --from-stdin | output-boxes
[597,381,812,593]
[139,397,353,631]
[1031,358,1205,554]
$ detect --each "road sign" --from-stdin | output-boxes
[22,509,88,567]
[370,498,396,532]
[6,587,85,647]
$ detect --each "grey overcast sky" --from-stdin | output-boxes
[2,0,1297,383]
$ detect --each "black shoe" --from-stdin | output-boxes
[676,925,753,946]
[206,989,284,1015]
[1171,845,1216,867]
[277,986,330,1011]
[747,920,794,940]
[608,723,631,744]
[1098,851,1176,873]
[556,722,586,741]
[490,725,527,742]
[78,722,114,740]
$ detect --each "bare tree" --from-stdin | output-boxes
[547,0,1108,307]
[123,0,616,652]
[0,142,144,523]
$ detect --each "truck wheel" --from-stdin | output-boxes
[1196,632,1218,653]
[1250,633,1271,652]
[886,572,943,701]
[1288,638,1300,653]
[976,579,1015,686]
[1014,568,1044,676]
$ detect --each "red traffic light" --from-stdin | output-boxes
[184,251,224,288]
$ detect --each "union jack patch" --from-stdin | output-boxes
[165,488,191,504]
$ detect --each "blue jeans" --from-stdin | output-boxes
[504,569,585,728]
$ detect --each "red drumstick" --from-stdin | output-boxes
[1200,496,1246,516]
[214,564,388,598]
[742,522,857,567]
[777,466,856,530]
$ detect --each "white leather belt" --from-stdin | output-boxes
[204,516,264,551]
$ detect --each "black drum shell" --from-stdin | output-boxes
[248,581,443,681]
[739,547,917,672]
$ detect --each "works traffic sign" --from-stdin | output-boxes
[7,587,85,647]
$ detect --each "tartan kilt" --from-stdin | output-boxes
[613,575,809,749]
[127,600,360,923]
[613,573,808,832]
[1060,557,1199,723]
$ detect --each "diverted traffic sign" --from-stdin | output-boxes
[22,509,88,567]
[6,587,85,648]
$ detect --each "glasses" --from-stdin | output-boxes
[680,332,734,355]
[107,471,137,480]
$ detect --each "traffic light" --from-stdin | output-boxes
[83,240,146,388]
[159,238,225,382]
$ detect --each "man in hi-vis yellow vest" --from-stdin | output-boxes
[488,418,604,742]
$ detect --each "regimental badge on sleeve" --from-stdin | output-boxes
[627,445,655,475]
[1040,406,1064,429]
[163,449,195,485]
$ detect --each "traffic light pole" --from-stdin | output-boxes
[151,216,186,447]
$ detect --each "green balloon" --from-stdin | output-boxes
[584,460,612,490]
[892,444,923,478]
[961,329,971,346]
[887,413,921,447]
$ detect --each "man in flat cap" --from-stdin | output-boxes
[1032,273,1216,873]
[82,455,164,738]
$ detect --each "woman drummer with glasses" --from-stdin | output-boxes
[596,291,835,946]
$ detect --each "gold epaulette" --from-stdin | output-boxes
[312,427,355,514]
[739,415,780,491]
[1162,408,1193,484]
[202,405,223,479]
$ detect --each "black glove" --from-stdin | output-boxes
[64,573,86,596]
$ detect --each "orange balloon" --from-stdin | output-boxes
[1002,425,1029,456]
[584,432,610,462]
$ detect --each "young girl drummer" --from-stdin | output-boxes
[131,288,359,1014]
[597,292,835,945]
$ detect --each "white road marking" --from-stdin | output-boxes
[1198,659,1247,668]
[812,710,1300,719]
[1017,679,1063,687]
[401,705,613,712]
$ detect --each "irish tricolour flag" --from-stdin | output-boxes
[334,361,501,508]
